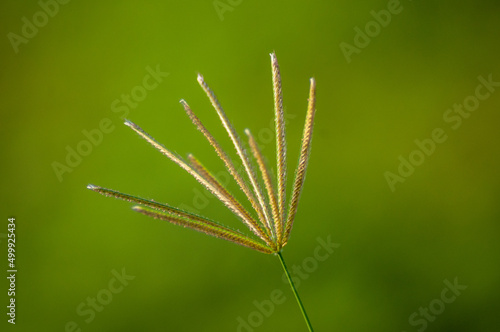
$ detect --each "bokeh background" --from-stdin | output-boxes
[1,0,499,331]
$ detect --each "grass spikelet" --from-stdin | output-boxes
[271,52,287,232]
[283,78,316,245]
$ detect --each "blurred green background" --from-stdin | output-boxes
[1,0,499,331]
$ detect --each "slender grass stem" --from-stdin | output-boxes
[277,251,314,332]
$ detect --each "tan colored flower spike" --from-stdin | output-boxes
[88,52,316,253]
[88,52,317,331]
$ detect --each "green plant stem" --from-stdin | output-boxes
[277,251,314,332]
